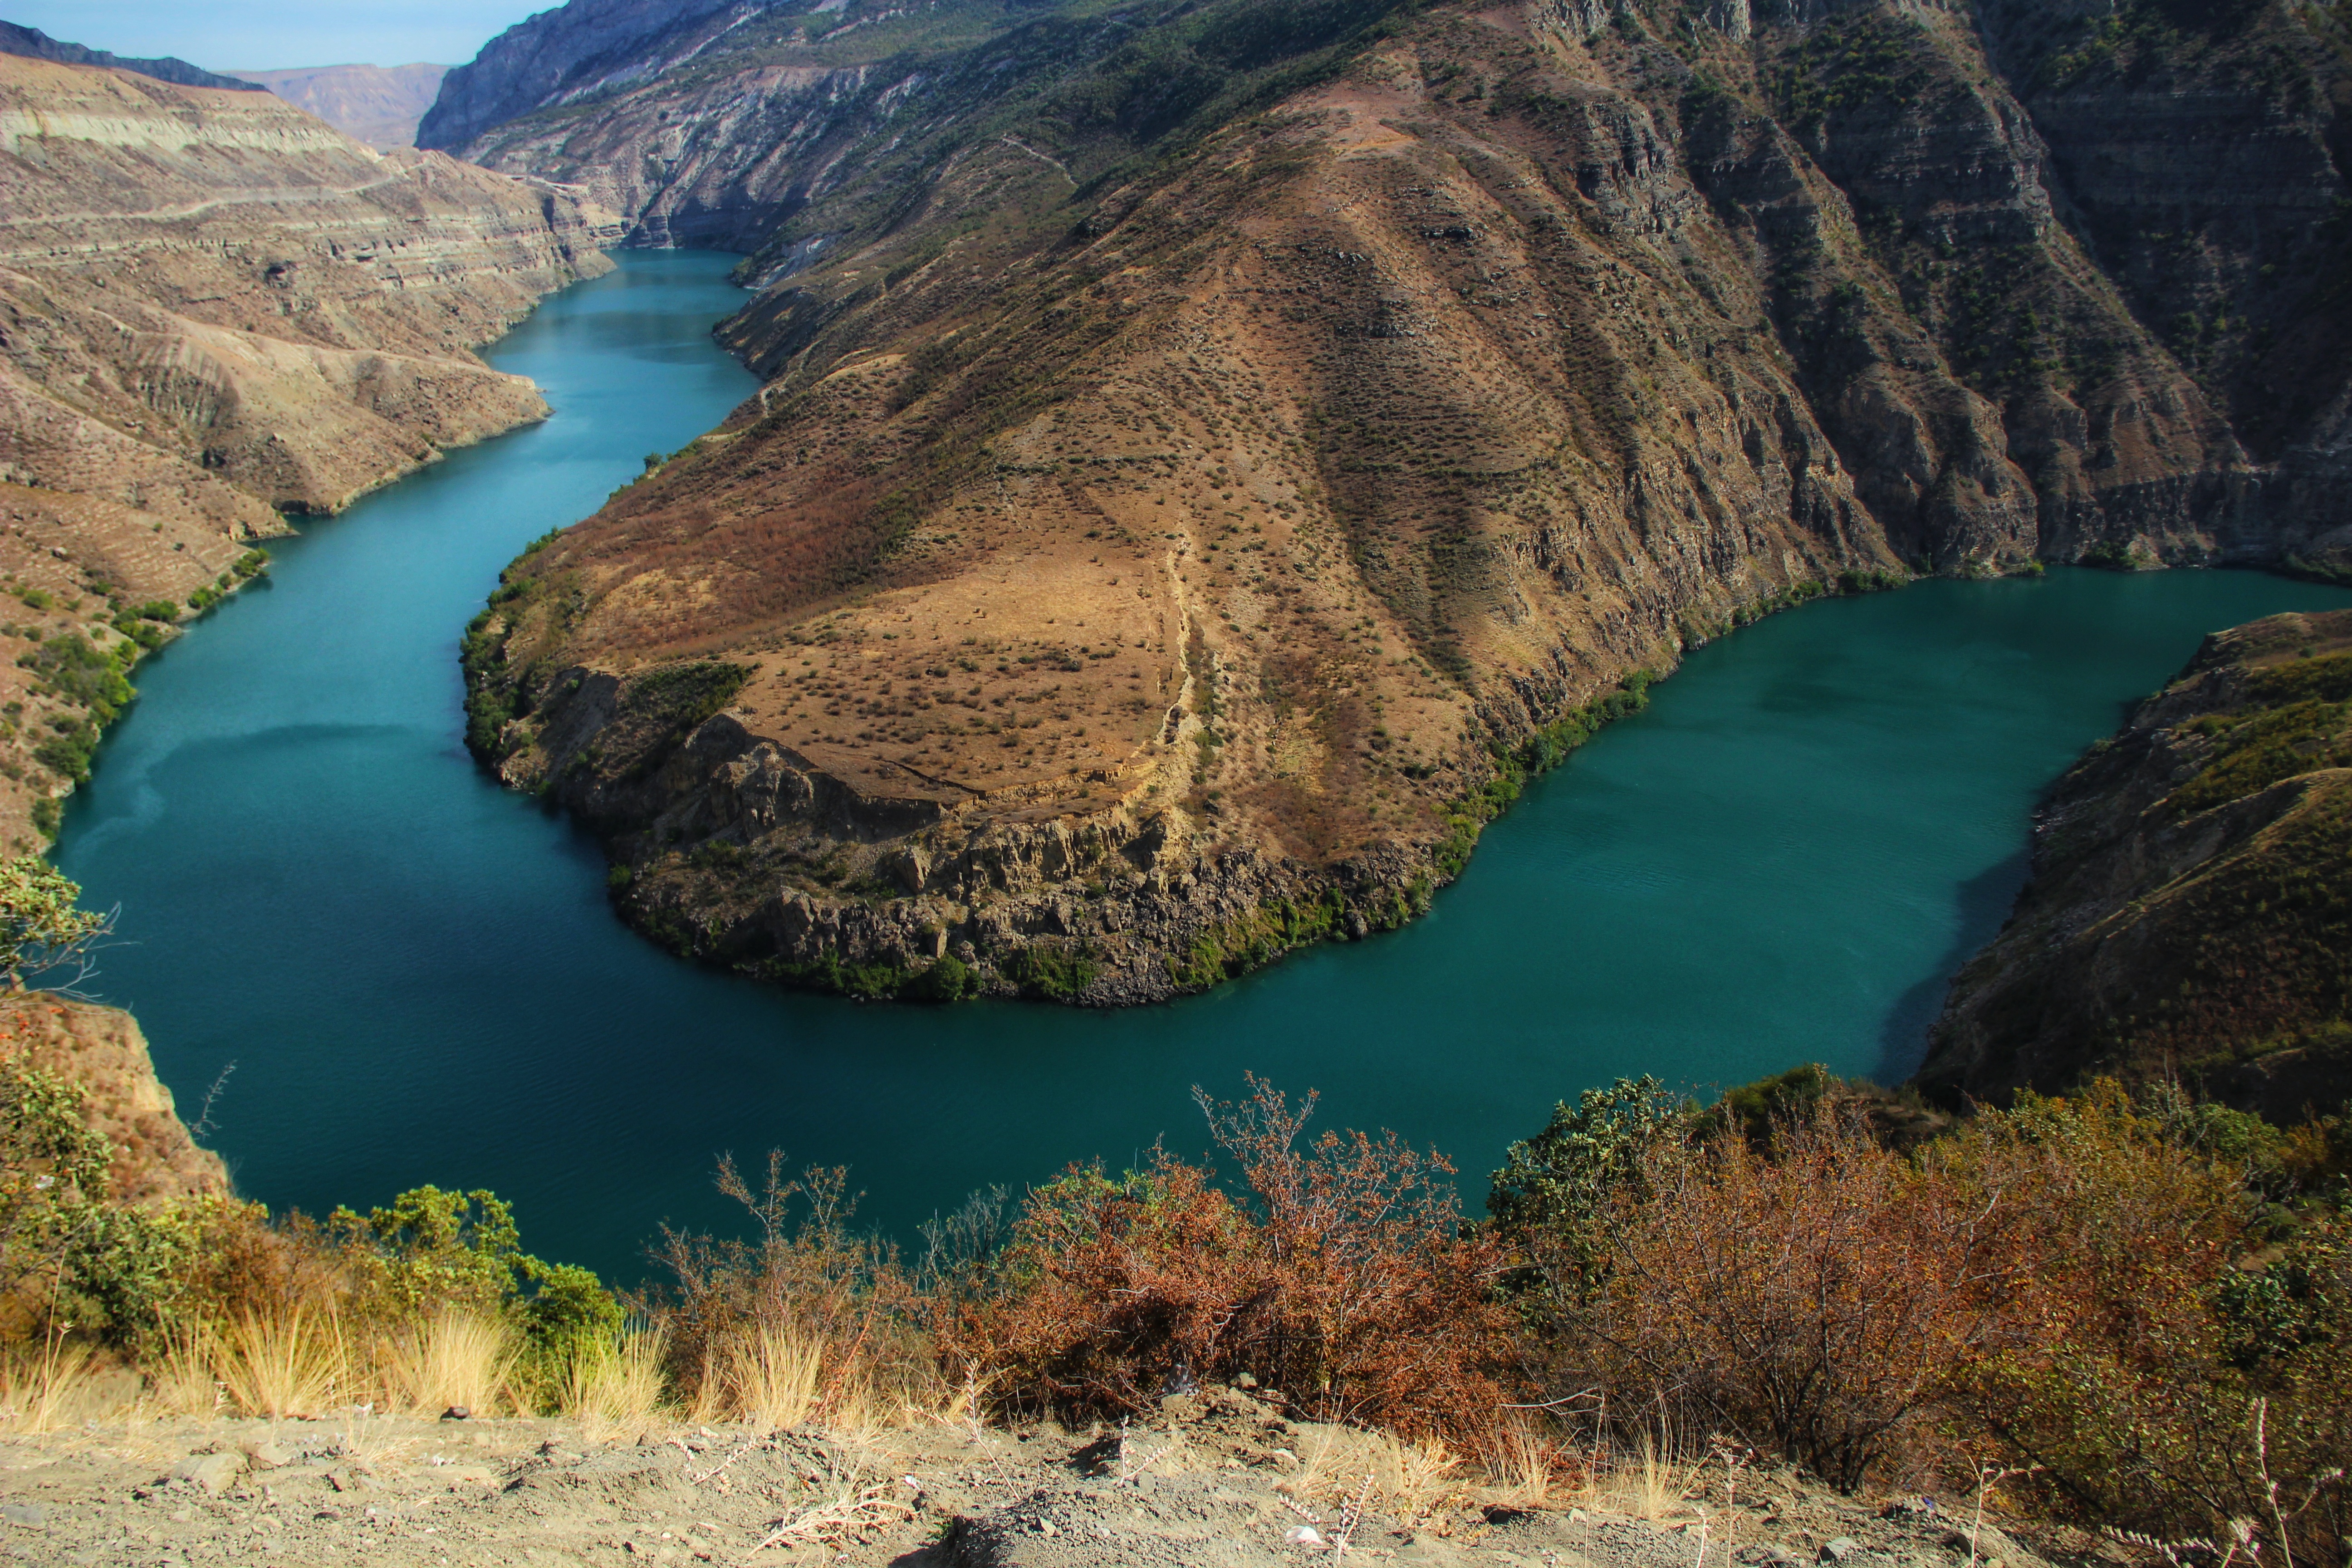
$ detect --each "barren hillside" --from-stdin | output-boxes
[236,64,450,151]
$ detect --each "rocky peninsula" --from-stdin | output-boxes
[459,0,2352,1002]
[1922,607,2352,1119]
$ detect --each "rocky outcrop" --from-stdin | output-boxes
[235,64,450,152]
[1969,0,2352,568]
[0,54,620,850]
[459,59,883,252]
[416,0,762,153]
[0,994,225,1205]
[1919,609,2352,1119]
[456,0,2352,1002]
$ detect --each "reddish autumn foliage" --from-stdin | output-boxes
[948,1076,1520,1447]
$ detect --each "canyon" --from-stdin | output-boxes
[447,0,2352,1002]
[0,53,618,848]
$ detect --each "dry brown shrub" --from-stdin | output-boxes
[1571,1103,2019,1492]
[166,1201,349,1324]
[648,1154,936,1429]
[1931,1085,2348,1560]
[951,1077,1519,1448]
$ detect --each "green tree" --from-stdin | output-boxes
[335,1186,527,1317]
[1488,1074,1691,1303]
[0,858,110,992]
[333,1185,621,1352]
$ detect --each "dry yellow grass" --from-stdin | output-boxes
[210,1308,350,1419]
[562,1328,671,1445]
[384,1310,520,1417]
[1486,1415,1567,1510]
[147,1324,228,1420]
[720,1322,823,1430]
[0,1332,104,1432]
[1284,1424,1464,1529]
[1583,1427,1694,1521]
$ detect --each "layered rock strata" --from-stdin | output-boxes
[1921,609,2352,1120]
[418,0,755,154]
[458,0,2352,1002]
[0,54,619,848]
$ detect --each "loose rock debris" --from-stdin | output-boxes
[0,1386,2069,1568]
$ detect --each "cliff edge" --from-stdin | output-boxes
[0,992,225,1205]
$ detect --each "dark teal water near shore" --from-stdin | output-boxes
[55,253,2352,1281]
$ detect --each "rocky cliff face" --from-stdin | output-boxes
[1919,608,2352,1120]
[455,0,2352,1003]
[417,0,772,153]
[0,54,621,850]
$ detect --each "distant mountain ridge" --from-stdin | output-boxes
[235,62,449,151]
[0,19,259,90]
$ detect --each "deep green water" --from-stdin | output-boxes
[54,253,2352,1282]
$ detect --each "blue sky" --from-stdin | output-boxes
[5,1,551,71]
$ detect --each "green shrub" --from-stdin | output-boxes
[0,1061,113,1304]
[1002,944,1099,1001]
[1489,1075,1691,1301]
[904,954,982,1002]
[33,724,97,784]
[17,632,132,720]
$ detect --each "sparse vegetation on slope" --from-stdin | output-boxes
[451,0,2352,1003]
[1923,608,2352,1117]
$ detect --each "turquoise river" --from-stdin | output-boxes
[55,253,2352,1280]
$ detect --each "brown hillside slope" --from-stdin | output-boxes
[462,0,2337,1004]
[0,994,224,1205]
[1919,608,2352,1120]
[0,55,619,849]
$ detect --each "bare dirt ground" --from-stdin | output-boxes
[0,1385,2056,1568]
